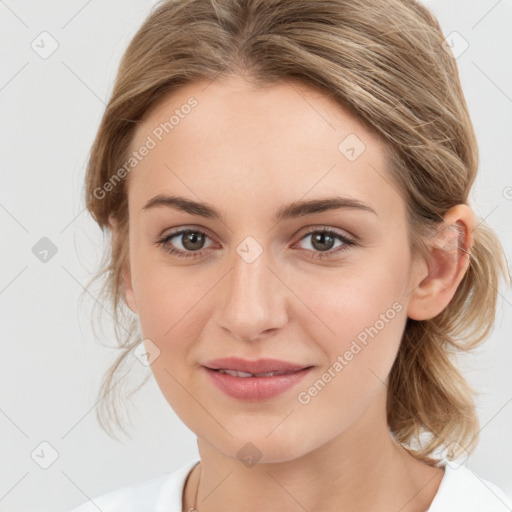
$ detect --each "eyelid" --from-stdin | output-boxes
[296,224,357,242]
[159,223,215,239]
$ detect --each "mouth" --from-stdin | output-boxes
[202,357,314,401]
[203,356,312,374]
[209,368,306,378]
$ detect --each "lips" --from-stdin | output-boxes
[203,357,311,375]
[202,357,313,401]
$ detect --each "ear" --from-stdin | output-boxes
[109,214,138,314]
[407,204,474,321]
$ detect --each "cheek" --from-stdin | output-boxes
[130,244,213,340]
[294,255,409,389]
[133,265,215,430]
[299,258,408,341]
[289,271,408,445]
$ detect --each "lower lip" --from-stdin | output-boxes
[202,367,313,401]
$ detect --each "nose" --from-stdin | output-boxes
[216,245,288,342]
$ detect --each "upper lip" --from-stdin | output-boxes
[203,357,311,374]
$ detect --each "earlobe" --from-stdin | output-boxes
[407,204,474,321]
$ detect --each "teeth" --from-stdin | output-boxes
[258,370,290,377]
[218,369,293,378]
[220,369,254,378]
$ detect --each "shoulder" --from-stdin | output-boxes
[428,463,512,512]
[68,459,200,512]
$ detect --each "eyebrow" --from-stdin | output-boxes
[142,194,377,222]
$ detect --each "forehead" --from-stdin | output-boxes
[127,75,403,219]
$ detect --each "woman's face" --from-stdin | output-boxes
[123,75,423,462]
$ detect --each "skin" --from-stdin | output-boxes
[117,74,475,512]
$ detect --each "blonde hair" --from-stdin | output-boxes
[83,0,510,463]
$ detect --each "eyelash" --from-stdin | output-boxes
[155,227,356,261]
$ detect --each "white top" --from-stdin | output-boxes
[69,458,512,512]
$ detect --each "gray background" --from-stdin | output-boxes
[1,1,511,511]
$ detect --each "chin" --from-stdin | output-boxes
[217,432,315,466]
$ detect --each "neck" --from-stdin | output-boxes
[184,390,444,512]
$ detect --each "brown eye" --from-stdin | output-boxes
[310,231,337,251]
[297,228,356,260]
[179,231,206,251]
[157,229,212,259]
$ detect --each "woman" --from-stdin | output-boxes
[71,0,512,510]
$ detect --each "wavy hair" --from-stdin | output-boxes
[82,0,510,464]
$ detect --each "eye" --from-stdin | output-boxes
[155,226,356,260]
[295,228,356,260]
[156,228,213,259]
